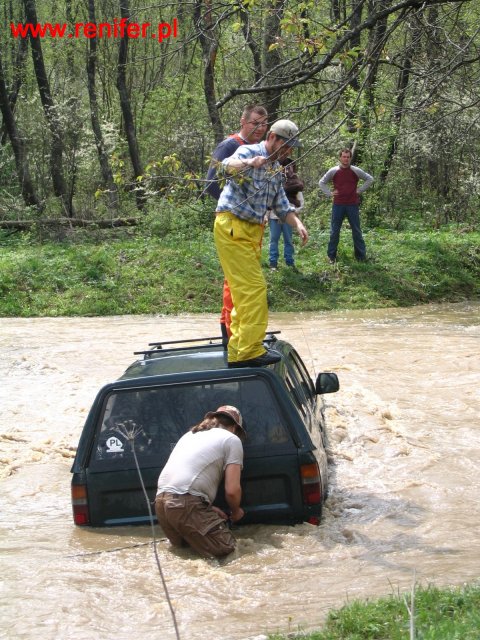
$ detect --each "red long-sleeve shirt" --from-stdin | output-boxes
[319,165,374,205]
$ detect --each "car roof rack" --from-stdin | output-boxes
[133,331,281,356]
[134,336,221,356]
[148,336,222,348]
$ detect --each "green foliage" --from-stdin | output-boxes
[0,224,478,317]
[268,583,480,639]
[140,198,216,239]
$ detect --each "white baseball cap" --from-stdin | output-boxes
[270,119,301,147]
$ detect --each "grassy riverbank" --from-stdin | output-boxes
[269,583,480,639]
[0,224,479,317]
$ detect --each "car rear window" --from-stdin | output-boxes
[89,377,294,468]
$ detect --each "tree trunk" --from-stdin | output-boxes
[23,0,73,216]
[194,0,224,144]
[116,0,146,210]
[240,7,262,85]
[262,0,284,122]
[345,0,363,145]
[0,49,42,210]
[0,217,138,231]
[331,0,343,23]
[379,19,416,186]
[353,6,389,165]
[87,0,119,212]
[0,37,28,146]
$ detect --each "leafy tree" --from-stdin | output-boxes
[0,0,478,229]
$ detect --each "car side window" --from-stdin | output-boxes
[237,379,292,451]
[289,349,315,400]
[90,377,294,467]
[284,350,316,419]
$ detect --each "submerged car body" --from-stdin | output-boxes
[71,334,339,527]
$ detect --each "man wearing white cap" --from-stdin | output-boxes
[155,405,245,558]
[214,119,308,368]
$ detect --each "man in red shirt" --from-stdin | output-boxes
[319,148,373,263]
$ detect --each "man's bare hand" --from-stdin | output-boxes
[247,156,268,169]
[230,507,245,523]
[225,155,267,171]
[296,219,308,245]
[285,211,308,245]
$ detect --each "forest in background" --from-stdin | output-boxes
[0,0,479,233]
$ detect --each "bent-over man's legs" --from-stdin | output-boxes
[155,492,187,547]
[155,493,236,558]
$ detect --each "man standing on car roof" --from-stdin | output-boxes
[155,405,245,558]
[205,104,269,345]
[214,119,308,368]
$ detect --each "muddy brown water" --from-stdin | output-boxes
[1,303,479,640]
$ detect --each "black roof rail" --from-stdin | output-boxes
[148,336,222,348]
[134,336,222,357]
[133,331,281,357]
[134,343,222,356]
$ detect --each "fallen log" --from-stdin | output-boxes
[0,217,139,231]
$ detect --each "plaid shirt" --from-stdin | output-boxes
[216,142,293,224]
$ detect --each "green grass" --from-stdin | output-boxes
[269,583,480,639]
[0,225,478,317]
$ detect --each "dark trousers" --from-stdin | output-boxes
[327,203,366,260]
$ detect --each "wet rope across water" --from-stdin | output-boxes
[129,430,182,640]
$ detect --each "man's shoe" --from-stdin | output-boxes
[287,264,299,272]
[250,351,281,366]
[228,350,281,368]
[269,263,278,271]
[328,257,336,264]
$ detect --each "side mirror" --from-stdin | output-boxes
[315,372,339,395]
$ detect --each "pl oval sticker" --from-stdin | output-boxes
[105,436,124,453]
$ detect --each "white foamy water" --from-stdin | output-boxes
[1,303,479,639]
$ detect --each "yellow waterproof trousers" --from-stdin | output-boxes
[214,212,267,363]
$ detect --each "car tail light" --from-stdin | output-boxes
[71,484,90,525]
[300,462,322,505]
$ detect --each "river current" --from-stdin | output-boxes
[1,302,479,639]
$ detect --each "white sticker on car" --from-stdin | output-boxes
[106,436,124,453]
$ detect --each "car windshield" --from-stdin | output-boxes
[90,377,293,467]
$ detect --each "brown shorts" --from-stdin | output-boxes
[155,492,236,558]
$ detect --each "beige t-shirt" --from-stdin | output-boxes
[156,428,243,503]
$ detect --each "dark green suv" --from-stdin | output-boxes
[71,333,339,527]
